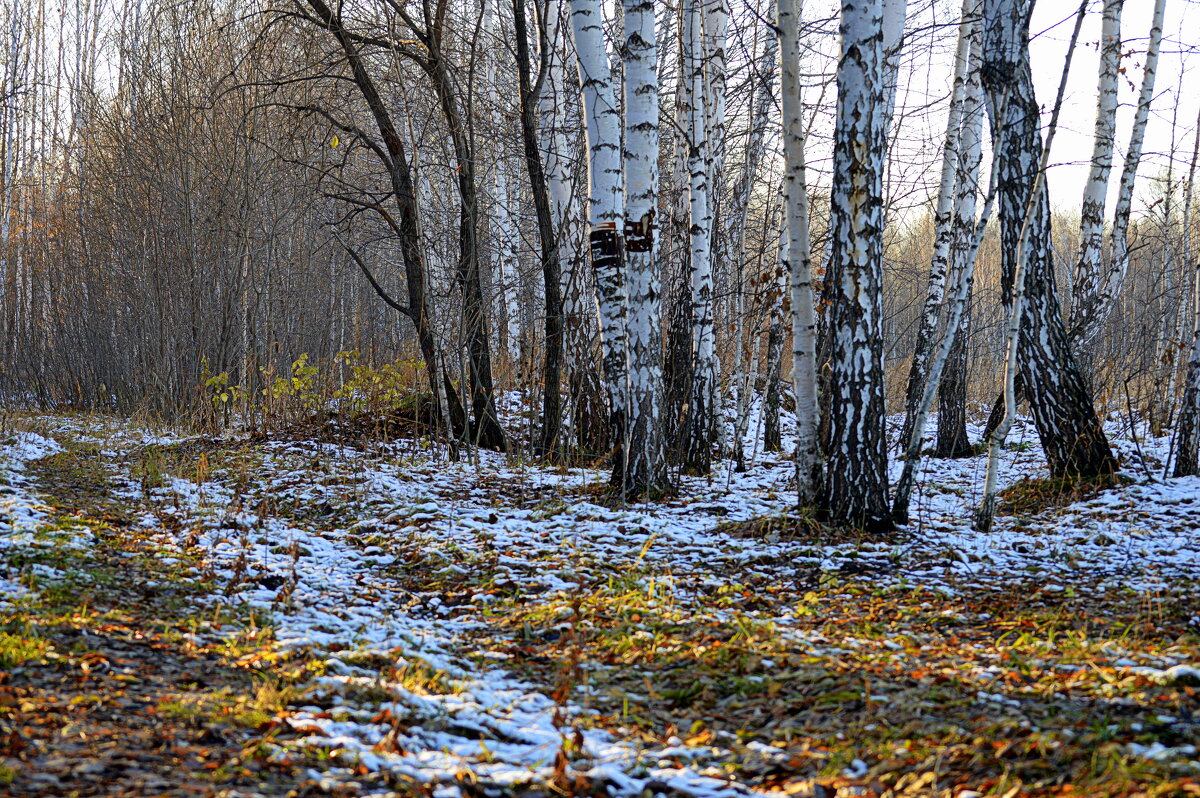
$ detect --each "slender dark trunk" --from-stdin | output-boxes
[512,0,563,458]
[663,249,692,458]
[302,0,465,437]
[425,51,507,451]
[762,299,785,452]
[935,306,972,458]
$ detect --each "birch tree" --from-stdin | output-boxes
[777,0,820,504]
[820,0,890,529]
[621,0,668,495]
[1173,106,1200,478]
[570,0,629,469]
[936,43,987,460]
[540,0,600,451]
[975,0,1114,531]
[1067,0,1123,343]
[896,0,976,454]
[703,0,729,352]
[682,0,717,474]
[892,23,989,522]
[879,0,908,136]
[1069,0,1167,346]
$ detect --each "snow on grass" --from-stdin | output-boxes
[111,442,774,795]
[1,432,63,605]
[118,414,1194,790]
[8,410,1200,793]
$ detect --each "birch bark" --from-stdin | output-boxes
[892,24,988,522]
[778,0,821,504]
[879,0,907,136]
[937,46,987,460]
[896,0,976,454]
[1067,0,1123,339]
[819,0,890,528]
[682,0,717,474]
[621,0,667,495]
[975,0,1114,532]
[1071,0,1167,345]
[570,0,630,473]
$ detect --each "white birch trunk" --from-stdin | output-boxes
[820,0,891,528]
[896,0,976,452]
[879,0,908,137]
[1068,0,1123,337]
[570,0,630,456]
[702,0,729,374]
[1073,0,1166,345]
[976,0,1098,532]
[777,0,820,504]
[540,0,592,432]
[893,26,987,521]
[621,0,666,495]
[682,0,716,474]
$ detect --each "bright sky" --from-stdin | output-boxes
[1030,0,1200,211]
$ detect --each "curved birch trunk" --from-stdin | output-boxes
[1071,0,1166,346]
[975,0,1113,533]
[937,49,987,461]
[892,22,987,522]
[819,0,890,528]
[896,0,976,454]
[1067,0,1123,340]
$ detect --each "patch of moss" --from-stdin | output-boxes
[998,472,1134,516]
[0,630,51,668]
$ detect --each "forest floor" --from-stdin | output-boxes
[1,408,1198,798]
